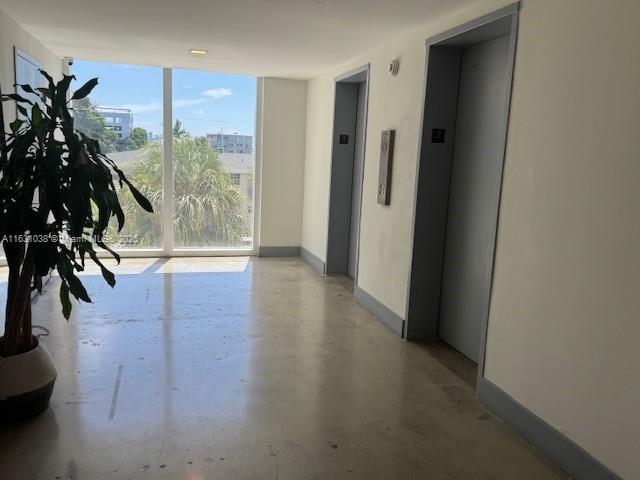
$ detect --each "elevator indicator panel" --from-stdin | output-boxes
[378,129,395,205]
[432,128,446,143]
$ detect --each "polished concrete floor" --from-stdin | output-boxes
[0,257,565,479]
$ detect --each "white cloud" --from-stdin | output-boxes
[173,98,206,108]
[193,109,205,115]
[202,88,232,99]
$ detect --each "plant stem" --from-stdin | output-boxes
[0,81,7,168]
[1,242,35,357]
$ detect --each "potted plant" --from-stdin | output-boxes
[0,72,152,420]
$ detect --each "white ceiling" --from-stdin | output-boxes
[0,0,478,79]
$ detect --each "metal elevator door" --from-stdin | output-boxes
[348,83,366,278]
[438,35,510,362]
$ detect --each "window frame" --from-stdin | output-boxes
[1,67,261,265]
[131,68,259,257]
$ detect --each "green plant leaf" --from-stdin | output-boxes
[9,119,23,133]
[16,84,36,94]
[36,87,51,99]
[123,178,154,213]
[100,265,116,288]
[66,272,92,303]
[95,238,121,264]
[71,78,98,100]
[78,240,117,288]
[108,190,125,231]
[38,69,53,84]
[91,256,115,288]
[31,104,43,126]
[2,93,34,105]
[60,282,72,319]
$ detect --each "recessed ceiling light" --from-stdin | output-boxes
[190,49,208,56]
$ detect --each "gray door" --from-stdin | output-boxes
[326,84,357,275]
[438,35,509,362]
[348,83,366,278]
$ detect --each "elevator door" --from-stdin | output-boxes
[438,35,510,362]
[348,83,366,278]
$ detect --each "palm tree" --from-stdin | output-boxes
[113,136,248,247]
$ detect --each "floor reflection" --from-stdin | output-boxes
[0,257,564,480]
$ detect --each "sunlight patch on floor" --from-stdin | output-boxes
[154,257,250,273]
[74,257,159,276]
[0,257,250,283]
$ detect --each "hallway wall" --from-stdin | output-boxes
[258,77,307,250]
[483,1,639,477]
[300,1,640,477]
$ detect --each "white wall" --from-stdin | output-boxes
[0,8,64,130]
[258,77,307,248]
[484,1,640,478]
[300,0,640,477]
[301,77,334,258]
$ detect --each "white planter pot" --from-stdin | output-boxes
[0,337,57,420]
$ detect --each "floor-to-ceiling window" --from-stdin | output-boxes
[71,62,164,250]
[71,61,257,254]
[171,68,256,250]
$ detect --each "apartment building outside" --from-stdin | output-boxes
[96,107,133,139]
[206,132,253,154]
[219,152,254,240]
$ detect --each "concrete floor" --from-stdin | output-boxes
[0,257,565,479]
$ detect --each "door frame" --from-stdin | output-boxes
[404,3,519,387]
[325,64,370,284]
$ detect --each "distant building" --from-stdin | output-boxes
[97,107,133,139]
[207,133,253,154]
[218,152,254,234]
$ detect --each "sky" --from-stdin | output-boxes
[71,60,257,137]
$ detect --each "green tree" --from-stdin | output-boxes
[114,136,247,247]
[71,97,103,137]
[121,127,149,151]
[101,128,119,153]
[72,97,118,153]
[173,119,188,138]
